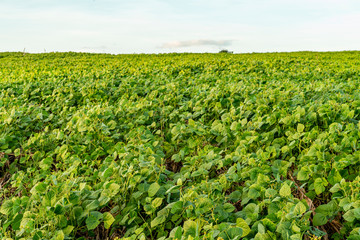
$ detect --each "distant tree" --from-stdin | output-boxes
[219,49,233,54]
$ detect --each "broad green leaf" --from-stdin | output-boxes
[343,210,355,222]
[328,169,342,185]
[102,168,114,179]
[108,183,120,195]
[39,157,53,170]
[152,198,163,209]
[236,218,251,237]
[170,201,183,214]
[85,200,100,211]
[339,197,352,211]
[353,208,360,219]
[177,178,183,186]
[297,167,310,181]
[223,203,236,213]
[220,227,243,240]
[248,188,260,199]
[148,182,160,197]
[315,201,337,216]
[54,230,64,240]
[297,123,305,133]
[103,212,115,229]
[33,231,43,240]
[314,178,327,195]
[183,220,197,237]
[330,183,341,193]
[170,226,183,239]
[86,211,103,230]
[280,182,291,197]
[258,223,265,234]
[32,151,42,162]
[175,226,183,239]
[293,202,307,215]
[290,234,302,240]
[313,213,327,226]
[151,215,166,228]
[0,200,12,215]
[63,225,74,235]
[292,224,301,233]
[30,182,47,194]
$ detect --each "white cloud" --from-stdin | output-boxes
[161,40,233,48]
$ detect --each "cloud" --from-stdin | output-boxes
[161,39,232,48]
[78,46,109,53]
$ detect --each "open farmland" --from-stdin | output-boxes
[1,51,360,239]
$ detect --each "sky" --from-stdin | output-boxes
[0,0,359,54]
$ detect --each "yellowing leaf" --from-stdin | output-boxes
[236,218,251,237]
[280,182,292,197]
[297,123,305,133]
[103,212,115,229]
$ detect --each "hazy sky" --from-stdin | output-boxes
[1,0,359,53]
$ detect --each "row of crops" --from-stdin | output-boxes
[1,51,360,239]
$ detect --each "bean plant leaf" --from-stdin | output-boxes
[148,183,161,197]
[103,212,115,229]
[313,213,328,226]
[280,183,292,197]
[86,211,103,230]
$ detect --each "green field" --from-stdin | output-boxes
[1,51,360,239]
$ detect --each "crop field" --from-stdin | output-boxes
[1,51,360,239]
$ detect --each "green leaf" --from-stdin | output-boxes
[103,212,115,229]
[151,215,166,228]
[177,178,183,186]
[314,178,327,195]
[108,183,120,195]
[30,182,47,194]
[53,230,64,240]
[85,200,100,211]
[313,213,328,226]
[315,201,337,216]
[292,224,301,233]
[223,203,236,213]
[339,197,352,211]
[293,202,307,215]
[62,225,74,235]
[54,204,64,215]
[248,188,260,199]
[39,157,53,170]
[32,151,43,162]
[102,168,114,179]
[170,201,183,214]
[297,167,310,181]
[290,234,302,240]
[329,183,341,193]
[297,123,305,133]
[280,182,292,197]
[236,218,251,237]
[258,223,265,234]
[244,203,259,220]
[183,220,197,237]
[148,182,160,197]
[86,211,103,230]
[175,226,183,239]
[33,231,43,240]
[328,169,342,185]
[170,226,183,239]
[343,210,355,222]
[152,198,163,209]
[222,227,243,240]
[0,200,12,215]
[353,208,360,219]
